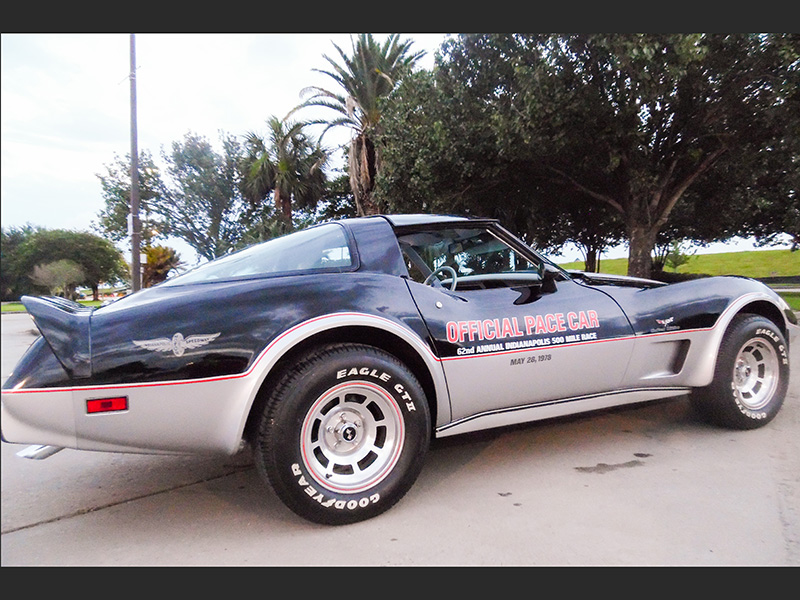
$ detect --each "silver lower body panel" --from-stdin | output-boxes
[435,387,690,437]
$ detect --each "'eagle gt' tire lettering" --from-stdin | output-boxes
[692,315,789,430]
[255,343,431,525]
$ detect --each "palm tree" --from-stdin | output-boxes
[143,245,183,287]
[241,116,328,233]
[292,34,425,216]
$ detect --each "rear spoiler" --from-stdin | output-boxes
[21,295,92,379]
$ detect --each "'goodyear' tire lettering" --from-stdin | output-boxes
[291,463,380,509]
[257,343,430,525]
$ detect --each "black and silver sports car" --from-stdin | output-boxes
[3,214,797,524]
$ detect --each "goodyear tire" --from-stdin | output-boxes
[692,315,789,430]
[256,343,431,525]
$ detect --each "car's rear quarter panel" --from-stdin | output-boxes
[30,271,435,454]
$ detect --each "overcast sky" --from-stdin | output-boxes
[1,33,788,268]
[1,33,449,266]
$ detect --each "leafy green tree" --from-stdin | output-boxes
[377,59,623,267]
[240,117,328,234]
[94,150,167,245]
[490,33,798,278]
[315,171,358,222]
[143,245,183,287]
[30,259,85,300]
[381,34,798,279]
[13,229,128,300]
[649,125,799,258]
[559,197,627,272]
[701,129,800,251]
[234,203,287,249]
[664,241,696,271]
[235,170,355,250]
[1,224,41,300]
[376,69,522,219]
[158,131,247,261]
[293,34,425,216]
[748,192,800,251]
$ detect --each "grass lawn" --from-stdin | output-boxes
[2,300,102,313]
[1,303,27,313]
[557,248,799,279]
[556,248,799,311]
[781,291,800,311]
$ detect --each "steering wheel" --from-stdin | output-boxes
[423,265,458,291]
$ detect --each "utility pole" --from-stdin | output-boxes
[129,33,142,292]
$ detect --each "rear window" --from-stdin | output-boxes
[163,223,354,285]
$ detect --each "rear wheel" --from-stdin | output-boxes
[255,343,431,525]
[692,315,789,429]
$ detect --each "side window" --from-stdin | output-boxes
[398,227,542,288]
[402,253,429,284]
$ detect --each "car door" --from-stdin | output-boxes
[397,226,635,423]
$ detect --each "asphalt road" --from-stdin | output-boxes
[2,311,799,566]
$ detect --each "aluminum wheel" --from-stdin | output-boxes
[301,381,405,493]
[732,338,779,411]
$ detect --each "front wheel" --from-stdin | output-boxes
[255,343,431,525]
[691,315,789,429]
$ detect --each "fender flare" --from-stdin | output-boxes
[227,312,451,449]
[686,291,793,387]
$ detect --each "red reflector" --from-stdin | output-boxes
[86,396,128,414]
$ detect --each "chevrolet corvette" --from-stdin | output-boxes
[2,214,796,524]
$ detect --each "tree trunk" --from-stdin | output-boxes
[349,135,381,216]
[584,248,598,273]
[627,226,657,279]
[274,187,292,228]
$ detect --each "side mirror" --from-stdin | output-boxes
[511,270,558,305]
[542,268,559,293]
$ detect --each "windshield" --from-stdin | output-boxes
[163,223,354,285]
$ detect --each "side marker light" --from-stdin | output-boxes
[87,396,128,414]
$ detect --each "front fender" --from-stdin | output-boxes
[675,290,794,388]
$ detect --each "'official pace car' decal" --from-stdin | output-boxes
[446,310,599,343]
[133,332,221,357]
[445,310,602,356]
